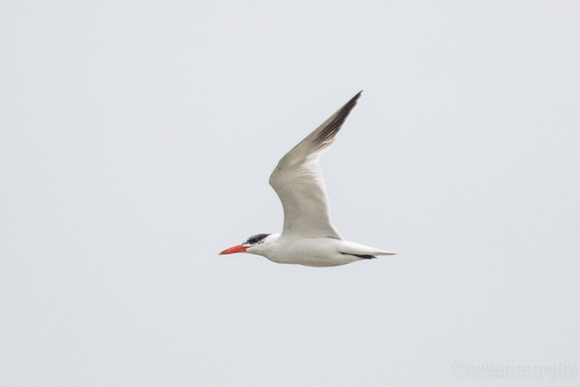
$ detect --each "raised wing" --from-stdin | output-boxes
[269,91,362,239]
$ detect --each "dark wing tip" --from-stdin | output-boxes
[314,91,363,148]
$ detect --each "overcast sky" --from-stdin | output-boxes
[1,1,579,386]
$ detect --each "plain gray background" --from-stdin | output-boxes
[1,1,579,386]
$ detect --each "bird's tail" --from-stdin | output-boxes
[340,240,396,257]
[372,250,397,256]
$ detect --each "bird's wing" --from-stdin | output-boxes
[269,91,362,239]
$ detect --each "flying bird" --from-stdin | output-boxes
[219,91,396,266]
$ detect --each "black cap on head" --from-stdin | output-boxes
[245,234,271,245]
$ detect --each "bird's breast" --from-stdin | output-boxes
[264,237,360,267]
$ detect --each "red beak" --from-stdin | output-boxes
[219,245,248,255]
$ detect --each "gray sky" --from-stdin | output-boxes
[1,1,579,386]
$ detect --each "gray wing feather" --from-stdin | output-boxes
[269,91,362,238]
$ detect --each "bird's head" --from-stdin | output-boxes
[219,233,272,256]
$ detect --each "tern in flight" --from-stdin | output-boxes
[219,91,396,266]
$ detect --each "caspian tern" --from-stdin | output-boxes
[219,91,396,267]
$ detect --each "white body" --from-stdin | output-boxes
[248,234,395,267]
